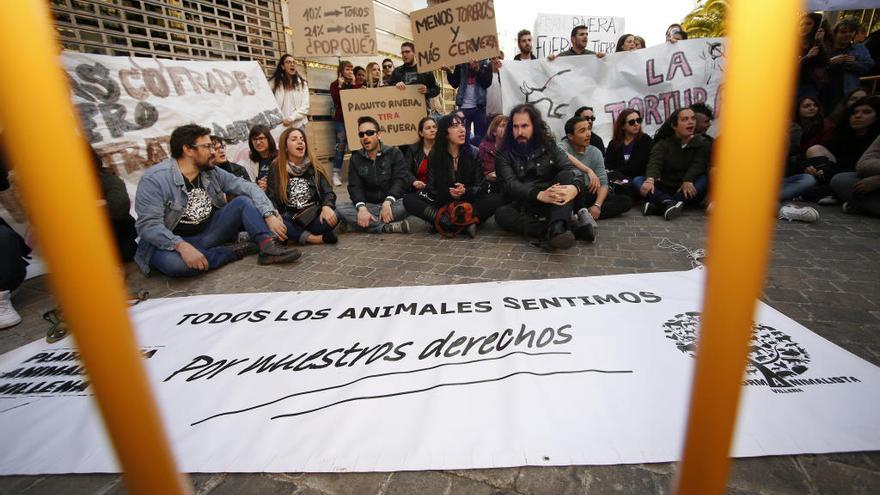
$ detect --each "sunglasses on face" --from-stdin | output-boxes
[627,118,643,125]
[358,129,378,138]
[383,64,392,69]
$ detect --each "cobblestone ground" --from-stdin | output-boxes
[1,196,878,494]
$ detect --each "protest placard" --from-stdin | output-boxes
[410,0,500,72]
[534,13,625,57]
[340,86,424,150]
[290,0,377,57]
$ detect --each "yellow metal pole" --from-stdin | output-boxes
[0,4,189,494]
[675,2,801,494]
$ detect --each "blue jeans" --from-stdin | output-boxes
[632,175,709,206]
[281,211,336,245]
[780,173,818,201]
[149,196,272,277]
[333,121,347,173]
[336,202,409,233]
[459,106,488,144]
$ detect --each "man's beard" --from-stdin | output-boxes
[512,138,533,155]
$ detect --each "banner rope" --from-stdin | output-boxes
[656,238,705,268]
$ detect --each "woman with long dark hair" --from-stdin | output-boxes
[826,87,869,125]
[404,117,437,192]
[605,108,653,191]
[794,96,834,155]
[248,125,277,190]
[633,107,710,220]
[270,54,309,130]
[615,34,637,52]
[403,113,504,237]
[266,127,339,245]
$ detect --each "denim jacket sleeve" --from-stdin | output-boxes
[212,167,276,215]
[134,173,183,251]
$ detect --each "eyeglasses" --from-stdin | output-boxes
[358,129,378,138]
[583,116,596,122]
[212,143,225,150]
[252,136,268,142]
[189,143,214,151]
[626,118,643,126]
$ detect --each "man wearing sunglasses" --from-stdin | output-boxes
[135,124,302,277]
[381,58,394,86]
[574,106,606,155]
[337,117,412,234]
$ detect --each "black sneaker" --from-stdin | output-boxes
[546,221,576,250]
[229,239,259,259]
[663,201,684,221]
[258,240,302,265]
[322,230,338,244]
[381,219,411,234]
[643,202,661,216]
[572,208,597,242]
[464,224,477,238]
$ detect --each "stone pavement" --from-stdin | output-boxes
[1,197,879,494]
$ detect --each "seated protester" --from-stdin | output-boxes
[403,113,505,237]
[337,116,412,234]
[210,136,251,181]
[786,96,880,202]
[92,148,137,262]
[691,103,715,143]
[494,104,588,249]
[562,116,633,227]
[605,108,653,195]
[403,117,437,193]
[831,133,880,215]
[478,114,509,194]
[266,127,339,245]
[826,87,868,125]
[247,125,277,190]
[443,59,493,144]
[573,106,606,155]
[135,124,302,277]
[633,108,710,220]
[794,96,835,157]
[0,151,30,329]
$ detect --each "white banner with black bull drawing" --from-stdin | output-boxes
[500,38,725,143]
[1,269,879,474]
[61,51,284,192]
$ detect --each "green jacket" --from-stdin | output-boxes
[645,134,712,188]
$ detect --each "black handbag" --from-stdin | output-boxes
[291,204,320,227]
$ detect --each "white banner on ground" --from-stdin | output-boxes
[61,52,284,189]
[1,269,878,474]
[500,38,725,143]
[533,13,625,58]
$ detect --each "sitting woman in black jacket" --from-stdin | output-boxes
[403,113,504,237]
[266,127,339,245]
[605,108,653,196]
[403,116,436,192]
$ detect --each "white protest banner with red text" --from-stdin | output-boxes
[500,38,725,143]
[1,269,879,474]
[410,0,500,73]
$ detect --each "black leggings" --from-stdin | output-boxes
[403,192,505,224]
[0,224,28,291]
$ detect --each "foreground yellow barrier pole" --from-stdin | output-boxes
[675,2,801,494]
[0,4,189,494]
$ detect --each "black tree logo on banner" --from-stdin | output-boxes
[663,312,810,388]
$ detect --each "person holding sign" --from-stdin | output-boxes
[632,108,710,221]
[336,117,412,234]
[550,26,605,60]
[493,104,586,250]
[389,42,440,109]
[270,54,310,130]
[443,60,493,145]
[330,60,357,187]
[134,124,302,277]
[403,113,504,237]
[266,127,339,246]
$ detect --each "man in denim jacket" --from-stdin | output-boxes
[134,124,301,277]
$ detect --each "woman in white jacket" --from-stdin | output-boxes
[271,54,309,129]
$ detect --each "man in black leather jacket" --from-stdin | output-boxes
[494,104,588,249]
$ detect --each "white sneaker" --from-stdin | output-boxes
[0,290,22,329]
[332,173,342,187]
[817,195,838,206]
[778,204,819,223]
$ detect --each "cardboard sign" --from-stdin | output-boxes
[533,13,625,58]
[340,86,425,150]
[290,0,377,57]
[410,0,500,72]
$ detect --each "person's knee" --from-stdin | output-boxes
[554,169,577,185]
[0,227,22,257]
